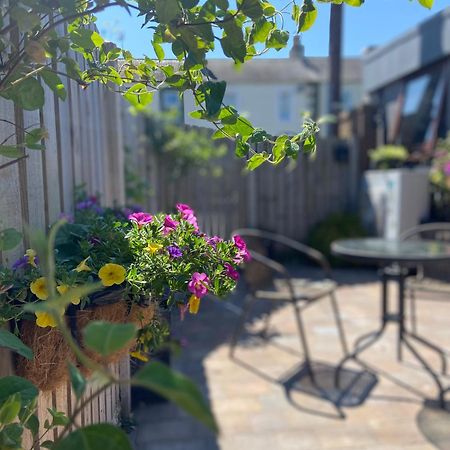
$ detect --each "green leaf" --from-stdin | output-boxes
[0,329,33,360]
[0,228,23,252]
[25,127,47,150]
[133,361,218,432]
[70,28,102,51]
[235,136,250,157]
[152,42,165,61]
[24,414,39,437]
[68,364,86,399]
[41,70,67,101]
[247,153,268,170]
[0,145,22,159]
[156,0,182,23]
[52,424,132,450]
[82,321,137,357]
[0,377,38,406]
[266,29,289,50]
[17,77,45,111]
[272,135,289,163]
[0,393,21,424]
[0,423,23,449]
[295,1,318,32]
[202,81,226,117]
[239,0,264,19]
[417,0,433,8]
[48,408,70,427]
[124,83,154,108]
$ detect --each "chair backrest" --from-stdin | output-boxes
[400,223,450,280]
[400,223,450,242]
[231,228,332,293]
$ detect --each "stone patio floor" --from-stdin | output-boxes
[130,267,450,450]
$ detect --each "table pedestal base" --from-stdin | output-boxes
[335,266,448,409]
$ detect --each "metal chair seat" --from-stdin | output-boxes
[255,278,337,302]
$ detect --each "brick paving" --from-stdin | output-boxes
[131,267,450,450]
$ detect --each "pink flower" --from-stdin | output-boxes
[444,161,450,176]
[176,203,194,216]
[163,216,179,235]
[232,235,251,263]
[188,272,210,298]
[224,263,239,280]
[232,235,247,251]
[129,212,153,227]
[176,203,199,231]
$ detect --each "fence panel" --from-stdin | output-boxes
[0,49,127,450]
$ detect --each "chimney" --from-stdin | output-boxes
[290,35,305,59]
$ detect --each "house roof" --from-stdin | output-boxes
[205,56,362,85]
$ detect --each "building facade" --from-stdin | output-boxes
[155,37,363,136]
[363,7,450,155]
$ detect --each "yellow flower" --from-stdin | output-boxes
[35,312,57,328]
[75,257,92,273]
[146,242,163,254]
[130,351,149,362]
[57,284,81,305]
[25,249,37,268]
[189,295,201,315]
[30,277,48,300]
[98,263,126,287]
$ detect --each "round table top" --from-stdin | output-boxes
[332,238,450,265]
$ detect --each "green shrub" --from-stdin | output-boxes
[369,145,408,170]
[307,213,367,265]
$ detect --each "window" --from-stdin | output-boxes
[279,91,291,122]
[399,68,445,150]
[160,89,180,111]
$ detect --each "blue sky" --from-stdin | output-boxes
[95,0,448,59]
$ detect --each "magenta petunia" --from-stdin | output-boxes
[232,235,247,251]
[176,203,199,231]
[188,272,210,298]
[163,215,179,234]
[444,161,450,176]
[128,212,153,227]
[224,263,239,281]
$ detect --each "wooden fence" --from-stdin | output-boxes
[0,27,127,449]
[121,109,362,241]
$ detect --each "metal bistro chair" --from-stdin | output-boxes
[229,229,348,381]
[401,223,450,334]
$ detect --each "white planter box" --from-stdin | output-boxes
[362,168,430,240]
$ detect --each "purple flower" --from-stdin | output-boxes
[59,212,74,224]
[444,161,450,176]
[206,236,223,247]
[128,212,153,227]
[224,263,239,281]
[12,256,28,271]
[89,236,102,246]
[76,197,103,214]
[163,216,179,235]
[167,245,183,259]
[232,235,251,263]
[188,272,210,298]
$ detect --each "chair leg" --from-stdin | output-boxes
[409,288,418,334]
[292,301,315,382]
[229,294,256,358]
[330,292,349,357]
[261,310,272,339]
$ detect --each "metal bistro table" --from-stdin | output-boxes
[332,238,450,408]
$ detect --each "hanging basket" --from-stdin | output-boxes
[15,319,75,392]
[76,300,156,368]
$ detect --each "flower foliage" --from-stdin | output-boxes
[430,134,450,191]
[0,196,246,330]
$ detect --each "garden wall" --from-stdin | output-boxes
[0,31,128,449]
[122,107,362,240]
